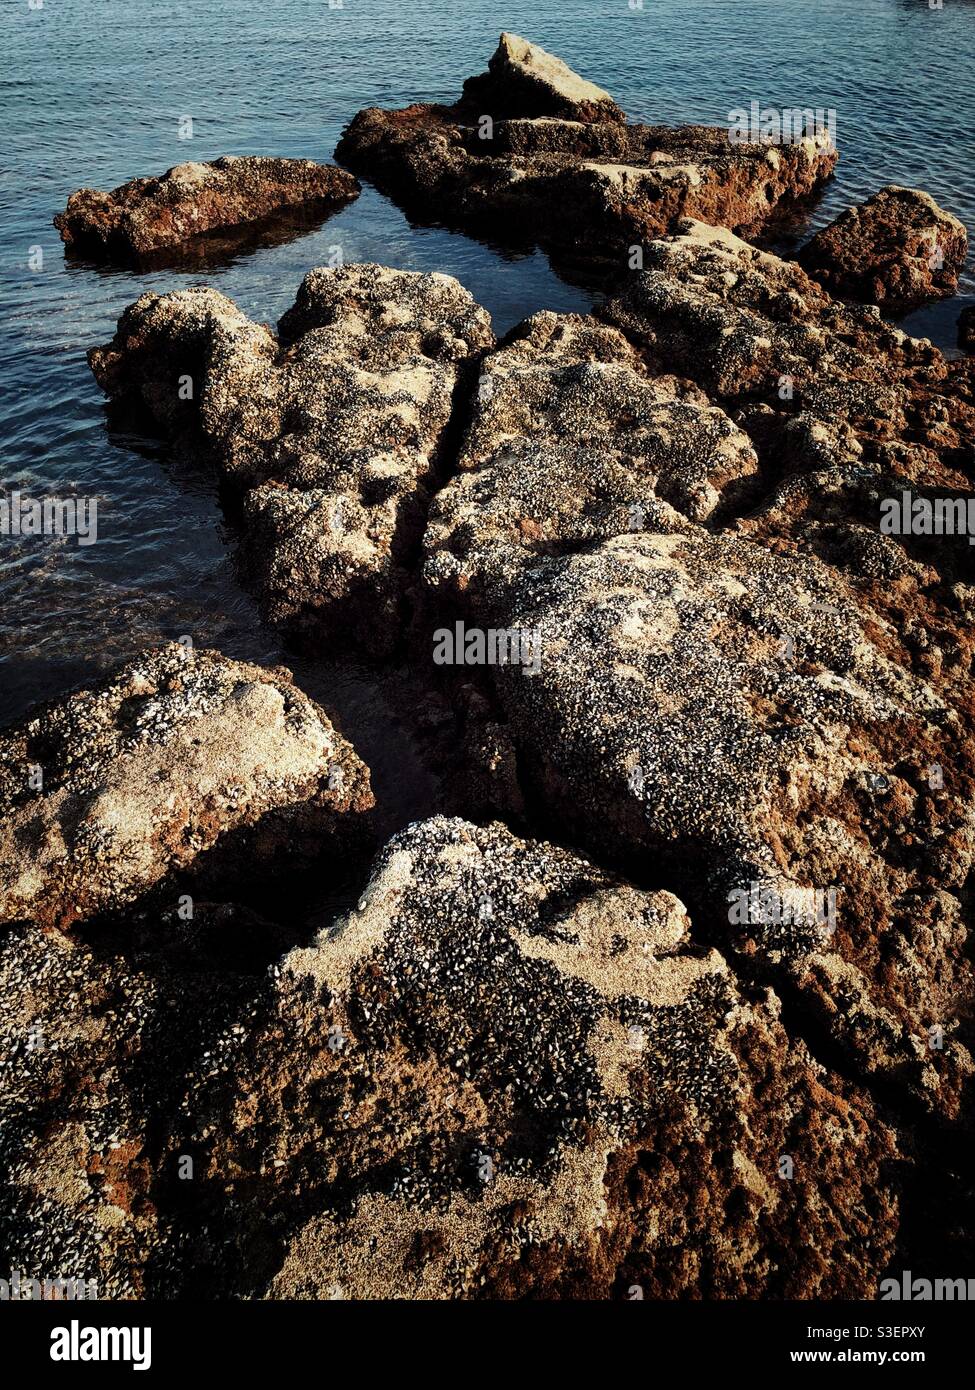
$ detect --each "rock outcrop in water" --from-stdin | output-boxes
[798,185,968,305]
[16,40,975,1303]
[0,644,373,931]
[336,34,837,282]
[459,31,626,124]
[0,817,899,1298]
[88,266,494,653]
[599,219,975,488]
[54,156,360,261]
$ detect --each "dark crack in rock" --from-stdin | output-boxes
[423,309,758,615]
[88,267,495,654]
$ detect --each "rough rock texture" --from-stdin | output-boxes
[481,531,973,1111]
[54,156,360,261]
[423,310,758,614]
[0,644,373,931]
[88,267,494,653]
[22,68,975,1295]
[0,907,274,1298]
[420,223,975,1116]
[460,32,625,124]
[336,37,837,281]
[599,220,975,499]
[798,186,967,305]
[0,817,896,1299]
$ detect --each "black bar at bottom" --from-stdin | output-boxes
[0,1297,968,1374]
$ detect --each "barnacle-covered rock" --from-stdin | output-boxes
[163,816,899,1299]
[88,266,495,652]
[54,156,359,261]
[423,309,758,613]
[0,644,373,930]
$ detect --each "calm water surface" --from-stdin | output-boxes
[2,0,974,824]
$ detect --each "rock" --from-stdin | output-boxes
[54,156,360,261]
[458,528,975,1110]
[160,817,897,1298]
[415,234,975,1110]
[0,819,900,1299]
[0,644,373,931]
[336,41,836,282]
[422,403,973,1117]
[459,32,625,124]
[798,186,967,304]
[423,309,758,615]
[88,266,494,653]
[958,304,975,353]
[599,219,975,499]
[0,901,284,1299]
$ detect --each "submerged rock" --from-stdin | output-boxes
[336,36,837,281]
[88,266,494,653]
[798,186,967,304]
[54,156,360,261]
[0,644,373,931]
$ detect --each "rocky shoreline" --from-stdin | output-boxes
[3,35,974,1299]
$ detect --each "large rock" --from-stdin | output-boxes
[415,222,975,1111]
[463,530,974,1110]
[336,40,836,282]
[0,644,373,931]
[159,817,898,1299]
[460,32,625,124]
[418,233,975,1111]
[798,186,967,304]
[54,156,360,261]
[423,309,758,614]
[600,220,975,497]
[0,819,900,1299]
[88,266,494,652]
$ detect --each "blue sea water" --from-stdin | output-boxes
[1,0,973,824]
